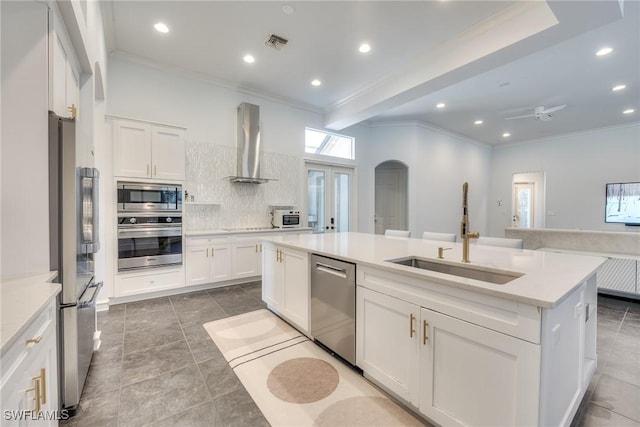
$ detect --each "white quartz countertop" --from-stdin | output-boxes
[1,272,61,355]
[263,232,607,308]
[186,227,313,237]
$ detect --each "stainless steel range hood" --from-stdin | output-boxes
[226,102,274,184]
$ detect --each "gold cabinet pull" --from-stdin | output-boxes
[146,164,150,176]
[409,313,416,337]
[423,320,429,344]
[27,377,41,413]
[206,248,209,257]
[255,244,258,253]
[40,368,46,404]
[26,336,43,345]
[154,165,157,177]
[260,243,262,252]
[67,104,77,119]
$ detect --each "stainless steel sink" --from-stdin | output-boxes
[386,256,523,285]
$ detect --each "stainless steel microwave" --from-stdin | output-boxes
[273,209,301,228]
[117,182,182,213]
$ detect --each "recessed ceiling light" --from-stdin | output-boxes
[359,43,371,54]
[502,132,511,138]
[282,4,295,15]
[474,120,483,125]
[596,47,613,56]
[623,108,635,114]
[311,79,322,86]
[243,54,255,64]
[436,103,446,109]
[612,84,627,92]
[154,22,169,33]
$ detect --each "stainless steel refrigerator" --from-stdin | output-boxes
[48,112,102,415]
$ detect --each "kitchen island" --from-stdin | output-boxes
[261,232,606,427]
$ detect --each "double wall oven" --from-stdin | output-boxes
[117,182,183,271]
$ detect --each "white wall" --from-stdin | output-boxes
[107,57,328,155]
[1,1,50,276]
[357,122,492,237]
[488,123,640,235]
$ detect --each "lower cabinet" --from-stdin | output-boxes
[114,266,185,297]
[262,242,310,332]
[186,237,261,286]
[231,239,262,280]
[1,299,59,426]
[357,286,541,426]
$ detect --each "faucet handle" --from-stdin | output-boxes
[437,247,452,259]
[468,231,480,239]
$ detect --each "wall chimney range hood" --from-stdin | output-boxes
[225,102,274,184]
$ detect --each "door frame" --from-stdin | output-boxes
[374,160,408,235]
[304,160,357,233]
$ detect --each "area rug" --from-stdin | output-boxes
[204,309,428,427]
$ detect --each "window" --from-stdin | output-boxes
[305,128,354,160]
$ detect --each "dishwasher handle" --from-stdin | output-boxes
[315,262,348,279]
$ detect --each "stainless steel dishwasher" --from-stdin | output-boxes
[310,254,356,365]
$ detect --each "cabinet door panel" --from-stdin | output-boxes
[151,126,185,180]
[65,60,79,120]
[232,241,260,279]
[186,246,211,286]
[51,34,67,116]
[114,122,151,178]
[420,308,540,427]
[262,245,283,310]
[211,245,232,282]
[283,249,309,330]
[356,286,419,404]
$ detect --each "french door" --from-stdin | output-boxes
[513,182,535,228]
[306,163,354,234]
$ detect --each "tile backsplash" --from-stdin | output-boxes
[184,141,300,231]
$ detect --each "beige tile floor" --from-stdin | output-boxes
[62,284,639,427]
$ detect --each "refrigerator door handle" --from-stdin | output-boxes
[80,168,100,254]
[78,281,103,309]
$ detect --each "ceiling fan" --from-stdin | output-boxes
[505,104,567,122]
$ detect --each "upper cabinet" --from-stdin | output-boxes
[48,6,80,120]
[113,119,186,181]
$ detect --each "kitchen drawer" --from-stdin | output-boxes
[186,236,233,247]
[357,265,541,344]
[115,267,185,297]
[1,299,56,383]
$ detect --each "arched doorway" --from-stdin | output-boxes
[374,161,408,235]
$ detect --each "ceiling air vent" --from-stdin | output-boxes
[265,34,288,50]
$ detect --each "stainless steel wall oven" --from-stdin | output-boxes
[117,181,183,271]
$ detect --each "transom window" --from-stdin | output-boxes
[305,128,354,160]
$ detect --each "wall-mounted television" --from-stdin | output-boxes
[605,182,640,225]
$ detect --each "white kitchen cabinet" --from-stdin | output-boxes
[211,244,232,282]
[356,286,419,404]
[262,244,284,311]
[357,285,540,426]
[232,239,262,279]
[113,119,185,180]
[114,266,185,298]
[262,242,310,331]
[49,5,80,120]
[419,307,540,426]
[1,300,59,426]
[185,238,232,286]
